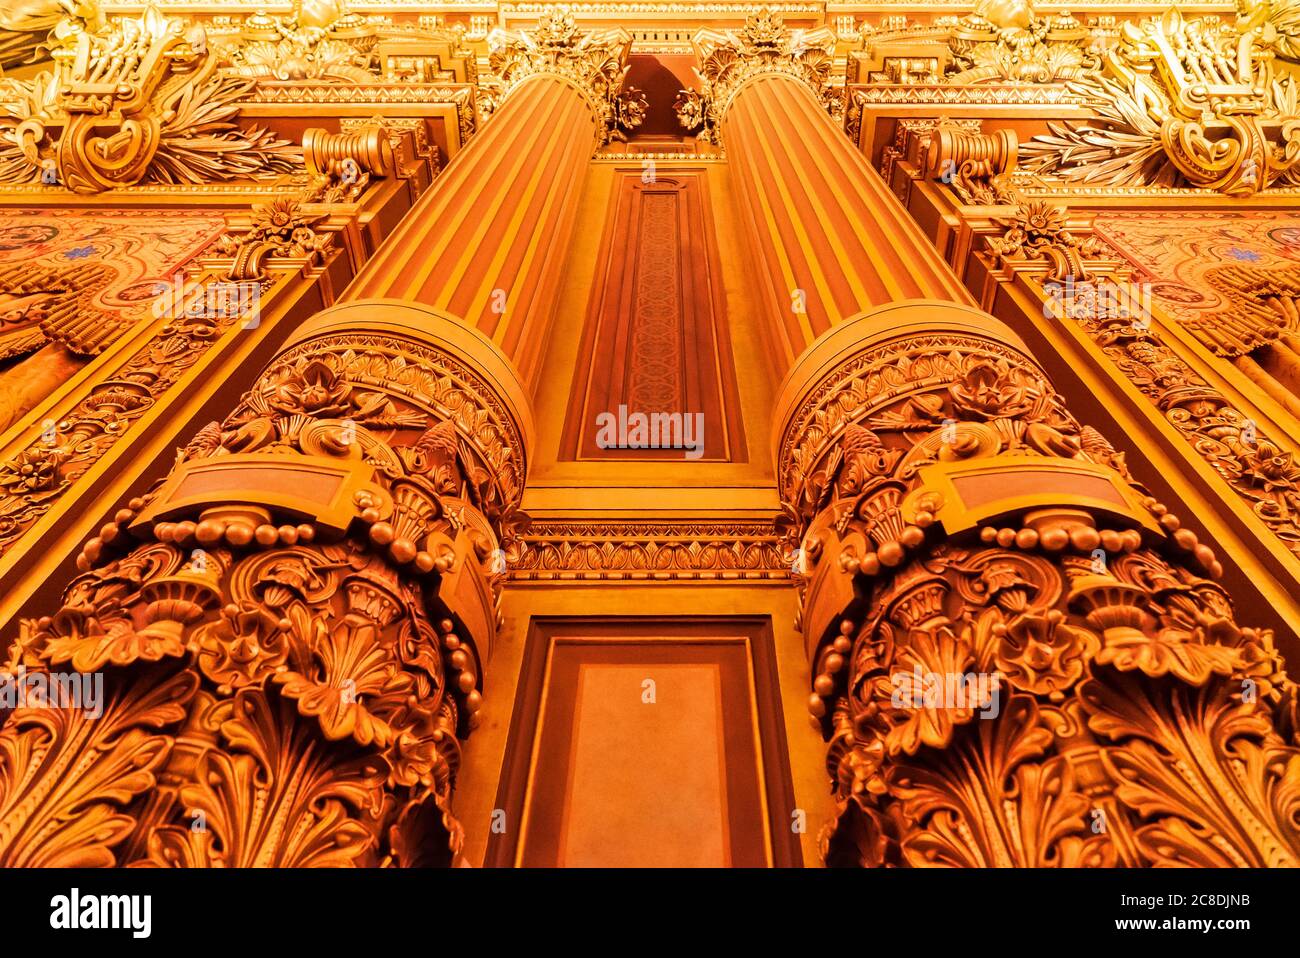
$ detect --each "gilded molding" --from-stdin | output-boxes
[512,520,788,581]
[0,290,253,556]
[948,3,1098,83]
[1022,9,1300,196]
[848,2,1104,87]
[1039,272,1300,562]
[848,82,1078,105]
[207,1,478,86]
[213,1,382,82]
[0,5,300,193]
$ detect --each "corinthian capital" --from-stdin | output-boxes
[486,8,637,145]
[676,9,837,142]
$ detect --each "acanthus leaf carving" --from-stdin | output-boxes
[778,304,1300,868]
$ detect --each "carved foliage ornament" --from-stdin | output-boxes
[214,0,379,83]
[989,197,1108,282]
[776,314,1300,867]
[1022,9,1300,196]
[948,0,1100,84]
[0,5,300,193]
[0,322,529,867]
[1049,274,1300,562]
[675,10,838,144]
[514,521,787,581]
[487,9,641,147]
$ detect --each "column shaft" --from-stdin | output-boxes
[345,74,597,389]
[724,73,973,369]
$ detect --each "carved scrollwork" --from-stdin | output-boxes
[949,2,1099,84]
[0,301,532,867]
[1047,275,1300,562]
[775,301,1300,867]
[989,198,1108,282]
[1022,9,1300,196]
[676,10,838,144]
[487,9,637,147]
[0,5,300,193]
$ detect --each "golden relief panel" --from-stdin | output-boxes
[1092,210,1300,357]
[0,207,227,430]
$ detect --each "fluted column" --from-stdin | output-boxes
[689,13,971,371]
[344,12,632,389]
[0,10,636,868]
[703,14,1300,868]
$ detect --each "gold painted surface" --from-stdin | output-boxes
[0,0,1298,871]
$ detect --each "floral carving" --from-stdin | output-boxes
[990,199,1106,282]
[780,315,1300,868]
[0,315,528,867]
[676,11,838,144]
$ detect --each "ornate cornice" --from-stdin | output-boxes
[511,520,788,581]
[847,82,1078,104]
[486,8,639,146]
[947,3,1098,83]
[675,9,837,143]
[1039,270,1300,565]
[989,197,1110,282]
